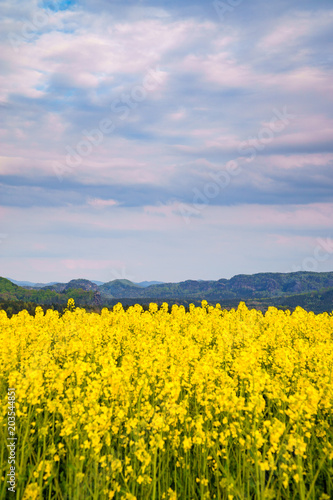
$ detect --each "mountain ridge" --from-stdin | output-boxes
[6,278,164,289]
[97,271,333,300]
[3,271,333,302]
[1,272,333,315]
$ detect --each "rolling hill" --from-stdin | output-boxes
[1,271,333,315]
[94,272,333,300]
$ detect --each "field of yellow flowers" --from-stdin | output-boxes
[1,300,333,499]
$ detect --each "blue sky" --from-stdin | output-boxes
[0,0,333,283]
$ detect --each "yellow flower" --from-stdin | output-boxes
[22,483,41,500]
[1,299,332,498]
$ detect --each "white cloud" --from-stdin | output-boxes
[87,198,118,208]
[260,9,333,52]
[1,2,333,281]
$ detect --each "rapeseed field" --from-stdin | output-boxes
[1,300,332,499]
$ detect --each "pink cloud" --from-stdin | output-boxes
[260,9,333,52]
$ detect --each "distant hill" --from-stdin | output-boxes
[99,279,142,298]
[95,272,333,301]
[1,272,333,315]
[43,279,99,293]
[135,281,164,287]
[6,278,58,288]
[7,278,104,289]
[0,277,100,307]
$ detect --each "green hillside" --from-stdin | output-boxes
[1,272,333,316]
[0,277,98,307]
[96,271,333,300]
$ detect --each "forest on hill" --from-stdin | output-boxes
[1,272,333,316]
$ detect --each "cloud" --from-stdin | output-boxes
[1,0,333,281]
[87,198,119,208]
[260,9,333,53]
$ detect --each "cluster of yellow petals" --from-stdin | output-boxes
[0,300,332,499]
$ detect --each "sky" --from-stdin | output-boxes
[0,0,333,284]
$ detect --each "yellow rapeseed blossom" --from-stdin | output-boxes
[0,300,332,498]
